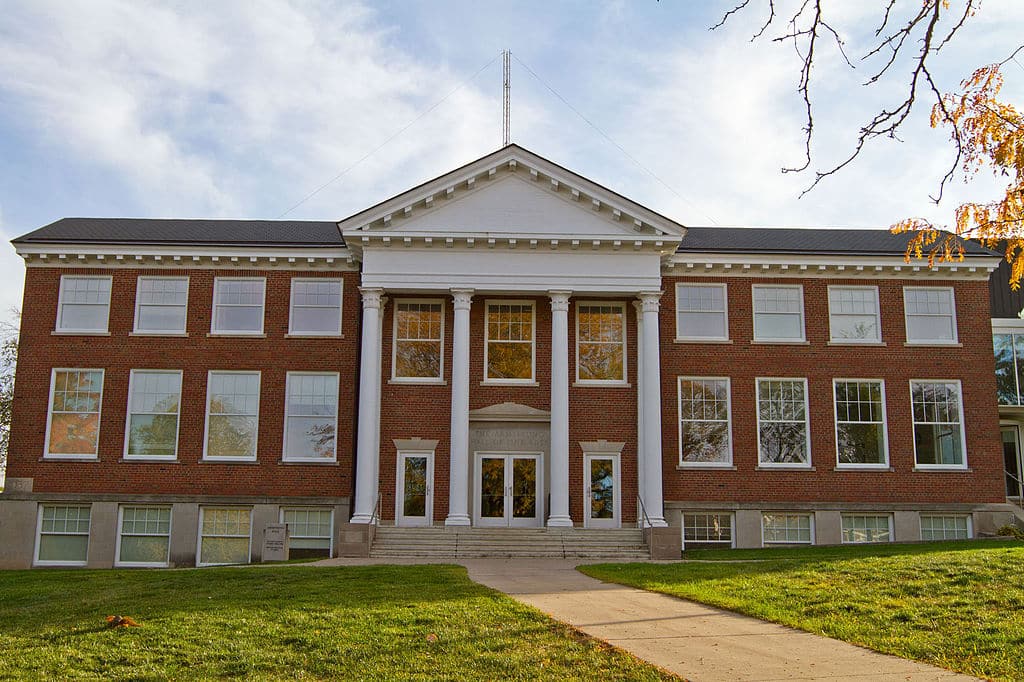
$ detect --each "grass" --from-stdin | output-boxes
[580,539,1024,681]
[0,564,675,681]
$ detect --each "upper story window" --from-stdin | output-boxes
[485,301,535,383]
[911,380,967,469]
[204,371,261,461]
[834,379,888,467]
[289,279,342,336]
[212,278,265,335]
[393,300,444,381]
[678,377,732,466]
[752,285,805,342]
[124,370,182,460]
[756,378,810,466]
[904,287,957,344]
[56,275,111,333]
[45,369,104,459]
[675,284,728,341]
[828,286,881,343]
[134,277,188,334]
[576,302,626,383]
[994,332,1024,405]
[283,372,339,461]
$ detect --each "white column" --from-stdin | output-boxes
[547,290,573,527]
[351,287,385,524]
[638,291,667,527]
[632,300,647,526]
[445,289,473,526]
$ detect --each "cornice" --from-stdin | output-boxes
[14,243,357,271]
[665,252,1001,280]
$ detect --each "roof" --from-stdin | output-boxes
[12,218,345,247]
[676,227,998,256]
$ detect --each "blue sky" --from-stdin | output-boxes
[1,0,1022,320]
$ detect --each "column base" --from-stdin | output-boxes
[350,513,375,525]
[645,516,668,528]
[546,515,574,528]
[445,514,471,526]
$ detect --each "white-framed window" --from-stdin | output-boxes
[752,285,805,342]
[841,514,893,543]
[756,378,810,466]
[281,507,334,557]
[910,380,967,468]
[204,371,261,461]
[762,513,814,545]
[828,286,881,343]
[56,275,112,333]
[116,506,172,567]
[393,300,444,381]
[678,377,732,466]
[35,504,91,566]
[834,379,888,467]
[682,513,734,550]
[44,369,104,459]
[211,277,265,335]
[675,283,728,341]
[198,507,252,566]
[283,372,339,462]
[576,302,626,383]
[289,278,343,336]
[124,370,182,460]
[484,301,535,382]
[920,514,972,541]
[134,276,188,334]
[904,287,957,344]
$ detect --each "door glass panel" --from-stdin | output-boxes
[511,458,537,519]
[480,457,505,518]
[403,456,428,517]
[590,458,615,519]
[1002,428,1021,497]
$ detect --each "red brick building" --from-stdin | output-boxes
[0,145,1015,567]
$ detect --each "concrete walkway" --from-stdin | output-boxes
[315,558,978,681]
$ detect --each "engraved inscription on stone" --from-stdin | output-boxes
[262,523,289,562]
[470,425,548,453]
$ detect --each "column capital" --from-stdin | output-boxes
[451,288,474,310]
[636,290,663,313]
[549,290,572,312]
[359,287,386,310]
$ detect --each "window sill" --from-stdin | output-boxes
[199,458,260,464]
[755,465,816,471]
[389,379,447,386]
[285,333,345,339]
[207,333,267,338]
[51,331,110,337]
[904,341,962,347]
[912,466,972,472]
[480,380,540,387]
[278,459,340,466]
[572,381,631,388]
[751,340,810,345]
[120,457,181,464]
[673,338,733,345]
[834,465,894,472]
[677,464,737,470]
[130,331,188,337]
[827,341,885,347]
[39,456,99,462]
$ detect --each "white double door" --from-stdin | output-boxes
[475,453,543,527]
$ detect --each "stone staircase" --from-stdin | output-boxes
[369,526,651,559]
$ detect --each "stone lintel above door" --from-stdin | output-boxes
[393,438,440,451]
[468,402,551,423]
[580,440,625,455]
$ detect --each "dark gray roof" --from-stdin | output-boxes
[12,218,345,247]
[677,227,997,257]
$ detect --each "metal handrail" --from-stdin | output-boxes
[637,495,652,529]
[1006,469,1024,510]
[371,491,382,525]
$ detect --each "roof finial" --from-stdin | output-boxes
[502,49,511,146]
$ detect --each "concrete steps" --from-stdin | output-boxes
[370,526,650,559]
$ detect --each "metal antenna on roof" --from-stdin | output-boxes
[502,49,511,146]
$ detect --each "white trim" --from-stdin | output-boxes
[391,298,446,383]
[574,300,627,385]
[839,513,894,544]
[761,512,815,545]
[1000,423,1023,498]
[903,286,958,344]
[752,284,806,342]
[16,243,355,269]
[55,274,112,333]
[992,319,1024,332]
[43,368,105,460]
[280,506,335,556]
[909,379,969,470]
[677,376,733,467]
[287,277,344,337]
[674,282,729,342]
[133,276,189,335]
[666,252,1001,279]
[483,299,536,384]
[681,512,736,550]
[281,371,340,462]
[827,285,881,344]
[755,377,812,468]
[123,369,183,461]
[832,378,890,469]
[919,513,973,540]
[33,503,92,567]
[197,506,253,566]
[582,452,621,528]
[114,505,172,567]
[395,449,435,527]
[473,451,544,527]
[202,370,261,462]
[210,277,266,335]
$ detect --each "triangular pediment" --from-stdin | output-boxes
[469,401,551,422]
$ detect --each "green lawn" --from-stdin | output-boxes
[0,564,675,681]
[581,540,1024,681]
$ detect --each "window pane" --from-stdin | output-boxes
[213,280,264,332]
[829,289,880,342]
[678,311,726,338]
[757,380,808,464]
[137,305,187,332]
[683,513,733,548]
[755,313,803,339]
[213,305,262,332]
[679,378,731,464]
[841,515,891,543]
[396,340,442,378]
[579,342,624,381]
[127,414,179,457]
[136,278,188,332]
[921,515,970,540]
[38,534,89,563]
[835,380,886,465]
[60,305,109,331]
[48,413,100,455]
[285,417,335,459]
[905,289,956,341]
[59,277,111,331]
[207,415,258,458]
[292,307,340,334]
[487,341,533,379]
[200,537,250,565]
[763,514,812,543]
[119,535,169,564]
[911,382,964,466]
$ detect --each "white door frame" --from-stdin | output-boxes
[396,450,434,527]
[1000,422,1023,499]
[473,451,544,527]
[583,452,621,529]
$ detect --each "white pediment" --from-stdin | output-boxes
[469,402,551,422]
